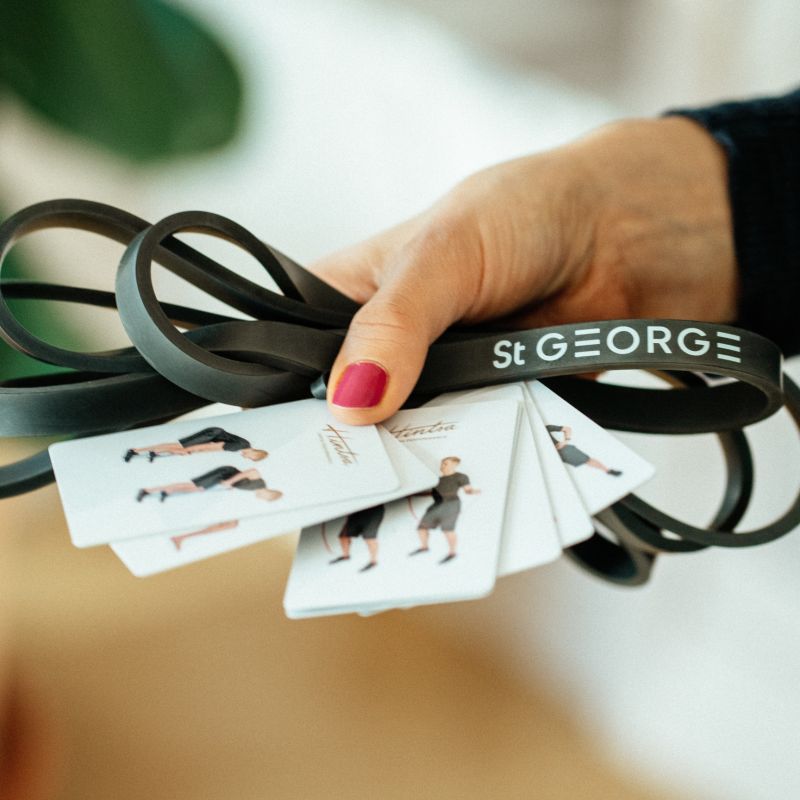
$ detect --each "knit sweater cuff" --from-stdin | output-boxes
[665,88,800,357]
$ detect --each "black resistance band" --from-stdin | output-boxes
[1,199,797,586]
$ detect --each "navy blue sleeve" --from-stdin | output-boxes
[666,88,800,356]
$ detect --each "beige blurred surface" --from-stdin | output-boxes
[0,480,682,800]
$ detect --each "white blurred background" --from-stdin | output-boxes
[2,2,799,798]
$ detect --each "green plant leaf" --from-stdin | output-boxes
[0,0,244,161]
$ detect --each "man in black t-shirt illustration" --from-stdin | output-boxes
[410,456,479,564]
[124,426,268,463]
[136,466,282,503]
[546,425,622,476]
[329,504,385,572]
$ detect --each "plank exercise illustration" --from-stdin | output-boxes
[170,519,239,551]
[328,505,385,572]
[546,425,622,475]
[409,456,479,564]
[135,466,282,503]
[124,426,267,463]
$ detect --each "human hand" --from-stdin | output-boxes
[310,116,736,424]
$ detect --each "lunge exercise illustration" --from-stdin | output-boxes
[410,457,479,564]
[136,466,282,503]
[546,425,622,476]
[124,426,267,463]
[170,519,239,551]
[328,505,385,572]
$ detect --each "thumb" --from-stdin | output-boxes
[326,224,480,425]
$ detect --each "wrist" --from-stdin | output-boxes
[573,117,738,322]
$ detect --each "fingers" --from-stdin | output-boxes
[304,156,589,425]
[322,216,483,425]
[308,216,421,303]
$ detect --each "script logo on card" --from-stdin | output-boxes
[319,424,359,465]
[388,421,457,442]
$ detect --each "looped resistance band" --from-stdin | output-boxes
[1,199,798,585]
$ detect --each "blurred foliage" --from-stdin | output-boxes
[0,0,245,379]
[0,0,243,161]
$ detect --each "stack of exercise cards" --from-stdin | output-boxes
[283,381,654,618]
[284,400,520,617]
[49,382,655,617]
[49,399,438,576]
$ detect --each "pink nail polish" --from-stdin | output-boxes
[332,361,388,408]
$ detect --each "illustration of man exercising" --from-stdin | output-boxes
[410,456,479,564]
[329,504,385,572]
[546,425,622,475]
[124,426,267,463]
[136,466,282,503]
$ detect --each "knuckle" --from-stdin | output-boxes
[409,208,472,260]
[400,208,483,309]
[349,297,419,346]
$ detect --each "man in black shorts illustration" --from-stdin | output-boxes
[124,426,267,463]
[136,466,282,503]
[546,425,622,476]
[410,456,479,564]
[329,504,385,572]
